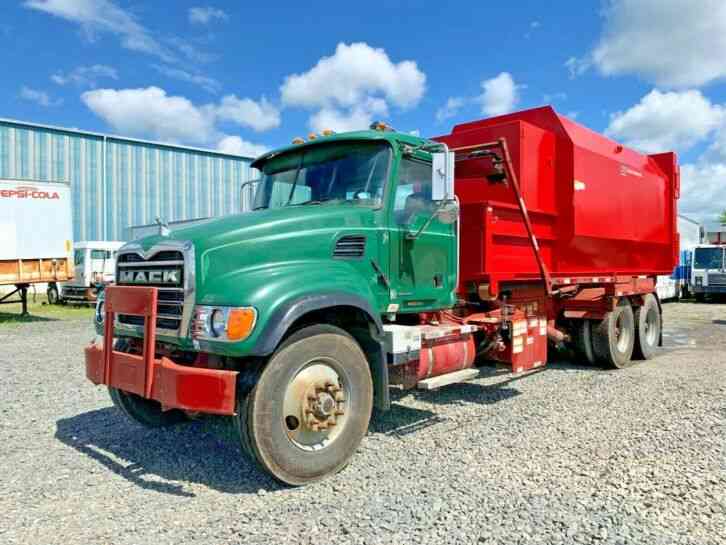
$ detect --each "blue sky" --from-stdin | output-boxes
[2,1,726,226]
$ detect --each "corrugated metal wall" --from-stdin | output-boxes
[0,120,256,241]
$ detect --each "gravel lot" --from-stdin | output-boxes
[1,302,724,545]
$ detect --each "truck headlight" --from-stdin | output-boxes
[695,276,702,286]
[210,309,226,337]
[192,306,257,342]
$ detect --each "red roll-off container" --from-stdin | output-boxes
[435,106,680,295]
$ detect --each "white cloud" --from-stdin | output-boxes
[151,64,220,94]
[308,97,388,133]
[25,0,175,62]
[281,42,425,110]
[189,6,228,25]
[680,161,726,226]
[51,64,118,87]
[476,72,519,116]
[217,135,268,158]
[82,86,216,143]
[25,0,213,65]
[435,97,465,123]
[605,89,724,153]
[19,86,62,107]
[215,95,280,132]
[280,42,425,130]
[82,86,280,147]
[564,56,590,79]
[584,0,726,87]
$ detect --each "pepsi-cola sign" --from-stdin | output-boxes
[0,185,61,199]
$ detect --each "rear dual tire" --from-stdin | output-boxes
[592,299,636,368]
[578,295,661,369]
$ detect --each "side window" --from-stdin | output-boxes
[394,158,433,224]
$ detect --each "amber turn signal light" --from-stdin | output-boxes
[226,307,257,341]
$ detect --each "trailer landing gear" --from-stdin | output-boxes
[0,284,30,316]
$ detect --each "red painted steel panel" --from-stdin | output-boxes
[434,106,679,294]
[85,344,238,415]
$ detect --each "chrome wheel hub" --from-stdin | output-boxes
[283,361,349,451]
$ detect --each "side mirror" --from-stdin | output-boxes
[431,150,455,201]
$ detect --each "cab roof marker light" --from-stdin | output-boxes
[370,121,396,132]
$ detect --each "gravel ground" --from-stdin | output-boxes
[1,303,724,545]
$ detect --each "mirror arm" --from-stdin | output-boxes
[405,199,455,240]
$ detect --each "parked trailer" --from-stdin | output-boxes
[0,180,73,315]
[60,241,125,304]
[84,107,678,485]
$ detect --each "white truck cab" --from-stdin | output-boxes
[691,244,726,301]
[60,241,124,303]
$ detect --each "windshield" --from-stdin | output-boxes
[694,247,724,269]
[253,141,391,210]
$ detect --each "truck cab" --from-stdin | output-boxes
[60,241,124,303]
[691,244,726,301]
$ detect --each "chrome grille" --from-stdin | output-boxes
[708,273,726,286]
[116,247,190,334]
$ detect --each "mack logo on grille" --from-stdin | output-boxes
[119,270,180,285]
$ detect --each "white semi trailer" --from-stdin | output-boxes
[0,179,74,315]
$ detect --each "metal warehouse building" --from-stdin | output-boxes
[0,118,256,242]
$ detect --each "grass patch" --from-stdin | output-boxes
[0,300,94,325]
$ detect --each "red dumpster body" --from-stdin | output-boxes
[435,106,679,297]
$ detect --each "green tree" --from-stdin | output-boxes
[720,209,726,225]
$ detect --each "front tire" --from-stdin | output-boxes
[592,299,635,369]
[108,338,187,428]
[633,294,661,360]
[237,324,373,486]
[47,283,59,305]
[109,387,188,428]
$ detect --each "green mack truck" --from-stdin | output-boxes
[86,110,675,485]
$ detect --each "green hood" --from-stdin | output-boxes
[137,203,386,307]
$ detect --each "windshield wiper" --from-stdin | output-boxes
[252,205,268,210]
[290,197,339,206]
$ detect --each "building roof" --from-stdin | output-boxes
[0,117,255,162]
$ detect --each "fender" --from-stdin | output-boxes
[252,291,390,410]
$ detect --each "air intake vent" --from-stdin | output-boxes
[334,235,366,259]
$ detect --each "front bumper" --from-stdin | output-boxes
[63,286,97,302]
[694,285,726,294]
[86,285,238,415]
